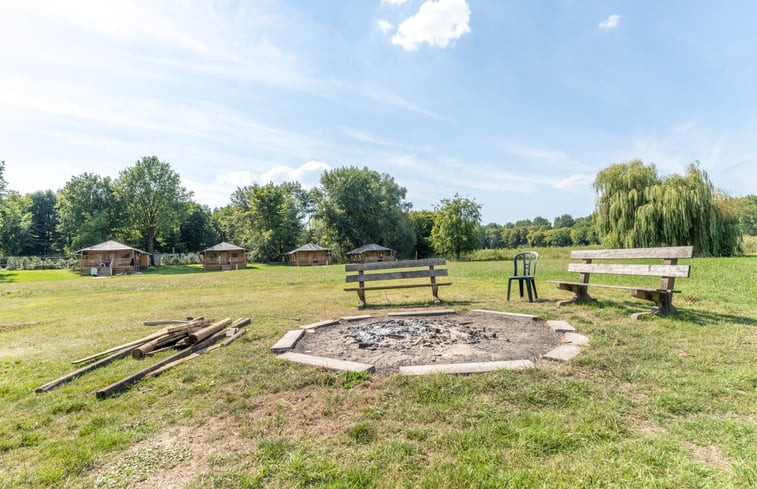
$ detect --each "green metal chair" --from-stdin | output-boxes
[507,251,538,302]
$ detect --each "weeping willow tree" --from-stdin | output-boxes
[594,160,741,256]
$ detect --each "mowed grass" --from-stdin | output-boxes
[0,252,755,488]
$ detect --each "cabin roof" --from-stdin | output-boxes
[200,242,245,253]
[287,242,330,254]
[346,243,395,255]
[78,240,149,254]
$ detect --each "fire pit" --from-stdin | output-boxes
[273,310,585,375]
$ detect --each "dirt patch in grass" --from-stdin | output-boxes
[292,311,560,373]
[89,417,253,489]
[687,442,732,470]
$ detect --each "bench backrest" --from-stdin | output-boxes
[568,246,692,290]
[345,258,447,283]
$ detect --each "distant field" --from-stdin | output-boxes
[1,252,755,488]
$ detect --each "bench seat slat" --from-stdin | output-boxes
[567,263,690,278]
[345,282,452,292]
[570,246,693,260]
[345,258,445,272]
[548,280,680,293]
[345,268,448,283]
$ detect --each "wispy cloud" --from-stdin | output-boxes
[553,174,594,191]
[597,14,621,31]
[392,0,471,51]
[377,19,394,35]
[382,0,409,5]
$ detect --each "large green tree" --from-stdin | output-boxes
[314,167,415,258]
[28,190,60,255]
[230,182,307,262]
[430,194,481,259]
[408,210,436,258]
[594,160,741,256]
[0,193,33,256]
[55,173,116,253]
[115,156,192,258]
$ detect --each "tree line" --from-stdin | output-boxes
[0,157,753,264]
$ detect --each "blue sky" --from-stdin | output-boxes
[1,0,755,224]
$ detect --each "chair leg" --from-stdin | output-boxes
[519,280,524,297]
[531,280,538,300]
[526,279,533,302]
[507,278,512,300]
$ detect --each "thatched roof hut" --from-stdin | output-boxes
[286,243,331,266]
[78,240,150,276]
[199,242,247,271]
[346,244,396,263]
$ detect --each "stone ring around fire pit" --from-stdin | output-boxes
[271,309,588,376]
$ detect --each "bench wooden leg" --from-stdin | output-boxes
[356,289,366,309]
[630,290,677,320]
[556,284,595,306]
[431,284,441,305]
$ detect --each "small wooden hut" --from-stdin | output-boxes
[78,240,150,276]
[287,243,331,266]
[199,242,247,271]
[346,244,396,263]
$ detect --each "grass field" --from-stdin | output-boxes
[1,251,755,488]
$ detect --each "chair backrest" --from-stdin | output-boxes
[513,251,538,276]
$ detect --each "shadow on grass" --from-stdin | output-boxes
[358,299,476,311]
[141,265,258,276]
[558,298,756,327]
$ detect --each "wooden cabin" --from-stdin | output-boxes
[346,244,396,263]
[78,240,150,276]
[287,243,331,266]
[199,242,247,271]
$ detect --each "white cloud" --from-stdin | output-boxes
[597,14,621,31]
[382,0,409,5]
[377,19,394,35]
[260,160,330,188]
[391,0,471,51]
[553,174,594,191]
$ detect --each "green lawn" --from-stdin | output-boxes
[1,253,755,488]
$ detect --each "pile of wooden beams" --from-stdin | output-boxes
[35,317,250,398]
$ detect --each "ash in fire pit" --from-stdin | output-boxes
[293,311,560,374]
[345,318,496,350]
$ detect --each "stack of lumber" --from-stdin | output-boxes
[35,316,250,398]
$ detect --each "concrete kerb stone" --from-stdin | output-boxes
[562,332,590,345]
[271,329,305,353]
[471,309,538,321]
[388,309,456,317]
[547,320,576,333]
[299,319,339,330]
[341,314,375,322]
[400,359,535,376]
[543,344,582,362]
[278,352,375,373]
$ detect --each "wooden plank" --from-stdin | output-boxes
[567,263,690,277]
[345,268,448,283]
[345,258,445,272]
[36,346,137,393]
[399,360,534,376]
[187,318,232,344]
[277,352,375,373]
[570,246,693,259]
[550,281,679,293]
[345,282,452,292]
[271,329,305,353]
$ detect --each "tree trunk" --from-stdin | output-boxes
[148,226,155,265]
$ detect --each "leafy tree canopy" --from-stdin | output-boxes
[115,156,192,257]
[430,194,481,259]
[314,167,415,258]
[594,160,741,256]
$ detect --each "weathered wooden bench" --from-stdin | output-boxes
[548,246,693,319]
[344,258,452,309]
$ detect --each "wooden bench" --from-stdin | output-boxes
[344,258,452,309]
[548,246,693,319]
